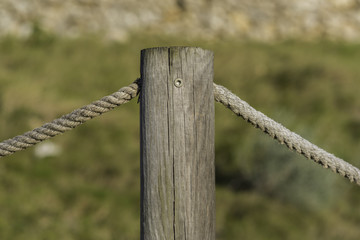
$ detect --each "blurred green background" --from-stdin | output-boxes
[1,29,360,240]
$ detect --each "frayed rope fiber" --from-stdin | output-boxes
[213,83,360,186]
[0,79,140,158]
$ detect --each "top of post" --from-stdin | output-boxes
[141,46,213,55]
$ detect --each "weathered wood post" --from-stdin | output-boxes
[140,47,215,240]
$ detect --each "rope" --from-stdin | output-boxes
[0,79,141,158]
[1,78,359,186]
[213,83,360,186]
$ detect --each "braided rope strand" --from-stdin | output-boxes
[213,83,360,186]
[0,79,141,158]
[2,79,359,186]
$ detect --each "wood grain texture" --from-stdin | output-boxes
[140,47,215,240]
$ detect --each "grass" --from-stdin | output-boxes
[1,32,360,239]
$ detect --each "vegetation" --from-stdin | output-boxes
[1,31,360,239]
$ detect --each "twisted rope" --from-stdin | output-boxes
[1,79,359,186]
[0,79,141,158]
[213,83,360,186]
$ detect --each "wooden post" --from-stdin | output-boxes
[140,47,215,240]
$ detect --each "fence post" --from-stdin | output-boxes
[140,47,215,240]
